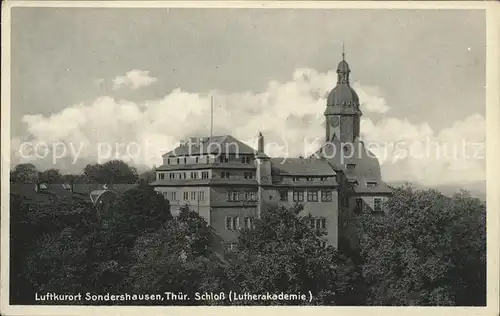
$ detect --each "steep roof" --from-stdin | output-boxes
[162,135,265,157]
[270,158,336,176]
[311,138,392,195]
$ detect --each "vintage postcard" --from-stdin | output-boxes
[1,1,499,316]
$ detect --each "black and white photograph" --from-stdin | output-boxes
[1,1,499,314]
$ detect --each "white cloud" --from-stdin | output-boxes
[11,68,485,186]
[112,70,158,90]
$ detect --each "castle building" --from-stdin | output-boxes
[151,54,392,251]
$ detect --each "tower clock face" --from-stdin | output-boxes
[330,116,340,127]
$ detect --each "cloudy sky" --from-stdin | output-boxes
[9,7,486,187]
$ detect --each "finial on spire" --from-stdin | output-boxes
[342,41,345,61]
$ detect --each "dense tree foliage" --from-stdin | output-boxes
[83,160,139,184]
[10,163,39,183]
[356,185,486,306]
[9,162,487,306]
[126,207,229,305]
[226,205,359,305]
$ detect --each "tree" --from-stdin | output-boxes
[356,185,486,306]
[11,163,39,183]
[10,192,96,304]
[225,205,358,305]
[83,160,139,184]
[39,168,62,183]
[139,166,156,184]
[126,206,229,305]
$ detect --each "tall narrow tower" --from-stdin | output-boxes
[324,50,362,143]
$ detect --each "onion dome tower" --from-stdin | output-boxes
[324,45,363,143]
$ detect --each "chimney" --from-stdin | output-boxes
[258,132,264,153]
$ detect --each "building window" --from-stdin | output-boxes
[356,198,363,214]
[206,156,210,164]
[292,177,299,182]
[177,158,180,164]
[225,217,239,230]
[201,171,209,179]
[244,172,254,179]
[184,157,187,164]
[198,191,205,201]
[169,173,175,179]
[221,171,230,178]
[321,190,332,202]
[347,164,356,170]
[245,192,256,201]
[190,192,196,200]
[374,198,382,212]
[159,173,165,180]
[227,191,240,201]
[167,158,170,164]
[183,192,189,200]
[310,217,327,230]
[102,219,109,229]
[225,242,237,252]
[279,190,288,201]
[306,177,313,181]
[307,190,319,202]
[244,217,254,229]
[343,195,349,206]
[171,192,177,201]
[191,172,198,179]
[320,177,327,181]
[219,155,229,163]
[293,190,304,202]
[195,157,199,164]
[183,172,187,179]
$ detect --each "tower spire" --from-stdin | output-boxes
[342,41,345,61]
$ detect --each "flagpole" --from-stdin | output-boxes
[210,95,214,138]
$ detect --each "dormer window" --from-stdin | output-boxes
[367,181,377,188]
